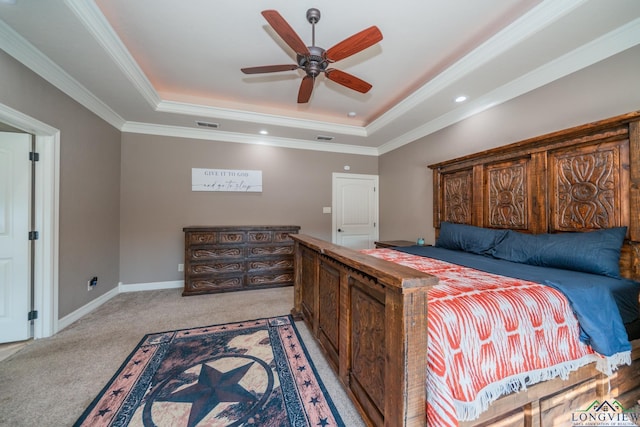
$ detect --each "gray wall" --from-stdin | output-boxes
[379,45,640,245]
[0,50,121,318]
[119,133,378,285]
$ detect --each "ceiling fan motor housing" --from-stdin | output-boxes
[297,46,328,78]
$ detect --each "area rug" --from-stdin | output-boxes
[74,315,345,426]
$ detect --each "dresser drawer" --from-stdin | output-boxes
[246,271,294,287]
[248,231,273,243]
[188,232,217,245]
[274,231,294,242]
[247,245,294,257]
[184,274,243,295]
[247,257,294,272]
[218,231,245,244]
[189,246,244,261]
[189,261,244,275]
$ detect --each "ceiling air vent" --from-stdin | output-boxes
[196,121,219,129]
[316,135,334,141]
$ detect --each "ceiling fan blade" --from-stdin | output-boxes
[325,26,383,62]
[261,10,311,56]
[325,69,372,94]
[241,64,299,74]
[297,75,314,103]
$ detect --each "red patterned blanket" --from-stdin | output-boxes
[362,249,611,427]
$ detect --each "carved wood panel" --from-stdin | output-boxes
[300,247,316,321]
[485,159,529,229]
[442,169,473,224]
[350,280,386,415]
[318,259,341,366]
[549,140,629,231]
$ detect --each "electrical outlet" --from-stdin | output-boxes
[178,263,184,272]
[87,276,98,291]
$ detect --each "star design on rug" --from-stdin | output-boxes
[97,408,111,417]
[317,417,329,426]
[159,361,257,427]
[111,388,124,397]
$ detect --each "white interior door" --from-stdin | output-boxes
[332,173,379,250]
[0,131,32,343]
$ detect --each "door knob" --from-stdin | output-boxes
[338,228,343,232]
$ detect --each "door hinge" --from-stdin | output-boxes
[28,310,38,321]
[29,152,39,162]
[29,231,39,240]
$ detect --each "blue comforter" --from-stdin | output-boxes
[396,245,640,357]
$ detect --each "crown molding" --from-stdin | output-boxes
[377,16,640,155]
[64,0,161,108]
[157,100,368,137]
[121,121,379,156]
[0,18,125,129]
[367,0,587,136]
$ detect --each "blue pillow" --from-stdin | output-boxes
[436,222,508,256]
[491,227,627,278]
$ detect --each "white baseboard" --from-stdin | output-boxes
[57,286,119,331]
[119,280,183,293]
[56,280,184,333]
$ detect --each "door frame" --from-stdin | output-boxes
[0,102,60,339]
[331,173,379,247]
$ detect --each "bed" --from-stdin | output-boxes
[290,111,640,426]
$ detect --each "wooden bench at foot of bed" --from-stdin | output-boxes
[290,234,437,426]
[291,234,640,427]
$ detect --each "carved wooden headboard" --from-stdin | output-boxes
[428,111,640,281]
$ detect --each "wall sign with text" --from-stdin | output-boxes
[192,168,263,192]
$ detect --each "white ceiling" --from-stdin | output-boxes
[1,0,639,155]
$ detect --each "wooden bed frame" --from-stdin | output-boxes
[291,111,640,426]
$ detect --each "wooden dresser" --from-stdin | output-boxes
[182,225,300,296]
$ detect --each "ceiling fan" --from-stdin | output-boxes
[241,8,383,103]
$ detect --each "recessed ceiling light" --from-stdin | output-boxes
[455,96,468,103]
[347,112,357,117]
[259,130,268,135]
